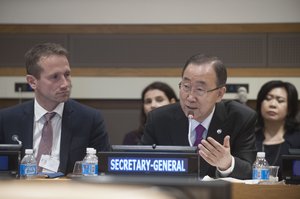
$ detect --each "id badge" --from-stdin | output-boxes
[39,155,60,172]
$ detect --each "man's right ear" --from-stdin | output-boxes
[26,75,37,90]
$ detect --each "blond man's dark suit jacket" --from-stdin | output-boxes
[0,99,110,175]
[140,101,257,179]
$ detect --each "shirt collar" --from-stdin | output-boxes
[191,106,215,131]
[34,98,64,122]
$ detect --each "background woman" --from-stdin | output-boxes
[122,81,178,145]
[255,80,300,179]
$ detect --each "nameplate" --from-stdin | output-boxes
[108,157,188,173]
[98,151,199,177]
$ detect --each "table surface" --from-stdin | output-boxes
[0,177,299,199]
[232,182,300,199]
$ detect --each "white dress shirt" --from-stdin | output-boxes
[33,99,64,163]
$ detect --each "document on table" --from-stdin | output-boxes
[202,175,260,184]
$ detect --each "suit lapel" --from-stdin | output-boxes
[59,100,73,173]
[207,102,227,143]
[21,101,34,153]
[201,102,227,177]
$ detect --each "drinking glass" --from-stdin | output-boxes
[72,161,83,176]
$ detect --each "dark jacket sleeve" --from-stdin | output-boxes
[224,102,257,179]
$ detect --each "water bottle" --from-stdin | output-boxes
[252,152,269,180]
[82,148,98,176]
[19,149,37,179]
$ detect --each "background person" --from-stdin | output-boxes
[255,80,300,179]
[0,43,110,175]
[140,54,257,179]
[123,81,178,145]
[236,86,248,105]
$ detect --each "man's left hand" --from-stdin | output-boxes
[198,135,232,170]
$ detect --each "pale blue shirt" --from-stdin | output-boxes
[188,107,215,146]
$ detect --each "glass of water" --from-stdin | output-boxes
[72,161,83,176]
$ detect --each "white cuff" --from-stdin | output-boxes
[217,156,235,177]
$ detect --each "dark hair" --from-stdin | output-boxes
[25,43,68,78]
[256,80,299,132]
[138,81,178,133]
[182,54,227,86]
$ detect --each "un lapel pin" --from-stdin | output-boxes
[217,129,222,134]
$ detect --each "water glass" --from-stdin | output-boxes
[268,166,279,182]
[72,161,83,176]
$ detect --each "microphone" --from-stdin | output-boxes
[12,135,22,145]
[188,111,194,146]
[188,111,194,119]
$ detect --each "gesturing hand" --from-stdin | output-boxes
[198,135,232,171]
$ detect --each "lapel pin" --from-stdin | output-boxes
[217,129,222,134]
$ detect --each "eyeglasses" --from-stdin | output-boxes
[179,81,223,96]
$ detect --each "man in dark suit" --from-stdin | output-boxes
[0,43,110,175]
[140,54,257,179]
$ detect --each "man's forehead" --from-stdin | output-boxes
[182,77,208,86]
